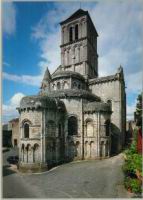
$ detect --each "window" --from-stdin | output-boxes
[69,27,73,42]
[107,100,112,110]
[68,116,78,135]
[72,81,78,89]
[75,24,78,40]
[86,119,94,137]
[105,120,110,136]
[63,81,69,89]
[57,82,61,90]
[24,123,29,138]
[58,124,62,137]
[14,139,17,147]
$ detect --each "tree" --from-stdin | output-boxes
[134,93,142,127]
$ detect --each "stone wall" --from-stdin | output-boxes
[89,79,124,152]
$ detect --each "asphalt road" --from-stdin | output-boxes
[3,148,129,198]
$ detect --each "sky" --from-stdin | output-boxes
[2,0,143,123]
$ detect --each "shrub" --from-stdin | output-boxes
[124,177,142,193]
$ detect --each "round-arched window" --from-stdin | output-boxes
[75,24,78,40]
[107,100,112,110]
[68,116,78,135]
[24,123,29,138]
[57,82,61,90]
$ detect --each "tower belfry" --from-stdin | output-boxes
[60,9,98,79]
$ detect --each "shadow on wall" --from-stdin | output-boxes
[3,165,16,177]
[110,123,121,155]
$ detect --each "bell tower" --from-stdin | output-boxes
[60,9,98,79]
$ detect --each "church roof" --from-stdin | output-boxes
[89,74,118,85]
[47,89,101,101]
[84,102,112,113]
[60,9,88,25]
[89,67,125,85]
[60,9,98,36]
[19,95,65,111]
[52,70,85,81]
[42,67,51,82]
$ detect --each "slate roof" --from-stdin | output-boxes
[52,70,85,81]
[84,102,112,113]
[60,9,98,36]
[19,95,65,111]
[60,9,88,25]
[42,67,51,82]
[47,89,101,101]
[89,74,118,85]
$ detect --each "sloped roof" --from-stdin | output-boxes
[89,74,118,85]
[52,70,85,81]
[42,67,51,82]
[84,102,112,113]
[19,95,66,112]
[48,89,101,101]
[60,9,88,25]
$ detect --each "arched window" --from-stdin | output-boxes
[68,116,78,135]
[24,123,29,138]
[72,81,78,89]
[75,24,78,40]
[53,84,56,90]
[58,123,62,137]
[69,27,73,42]
[105,120,110,136]
[107,100,112,110]
[57,82,61,90]
[63,81,69,89]
[33,143,39,163]
[86,119,94,137]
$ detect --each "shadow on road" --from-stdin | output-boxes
[3,165,16,177]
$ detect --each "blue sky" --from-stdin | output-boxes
[2,0,143,123]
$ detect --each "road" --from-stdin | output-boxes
[3,148,130,198]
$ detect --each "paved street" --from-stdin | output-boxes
[3,149,129,198]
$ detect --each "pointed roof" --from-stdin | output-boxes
[42,67,51,82]
[60,9,98,36]
[60,9,88,25]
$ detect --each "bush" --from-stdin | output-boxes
[123,129,142,194]
[124,177,142,193]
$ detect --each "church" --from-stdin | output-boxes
[17,9,126,172]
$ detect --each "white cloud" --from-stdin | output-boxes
[2,1,16,35]
[3,93,25,123]
[3,72,42,87]
[3,62,10,67]
[127,101,137,120]
[126,71,142,93]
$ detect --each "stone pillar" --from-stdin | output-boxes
[97,112,100,157]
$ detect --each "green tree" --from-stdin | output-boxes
[135,93,142,127]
